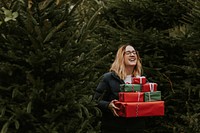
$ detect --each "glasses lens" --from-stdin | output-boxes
[125,51,136,55]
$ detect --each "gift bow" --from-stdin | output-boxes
[149,83,155,92]
[140,77,142,84]
[138,76,145,84]
[147,83,155,102]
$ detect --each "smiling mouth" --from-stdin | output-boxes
[129,58,136,62]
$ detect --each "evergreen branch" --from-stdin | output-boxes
[163,73,175,93]
[68,0,83,17]
[43,21,66,43]
[1,121,9,133]
[38,0,54,11]
[77,6,103,43]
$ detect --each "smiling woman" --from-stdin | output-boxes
[110,45,142,80]
[124,45,139,75]
[94,44,145,133]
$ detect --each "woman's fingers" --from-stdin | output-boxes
[112,109,119,117]
[112,104,120,110]
[108,100,120,117]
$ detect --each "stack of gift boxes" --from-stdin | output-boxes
[114,76,164,117]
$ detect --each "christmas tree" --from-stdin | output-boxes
[93,0,200,132]
[0,0,105,132]
[0,0,199,132]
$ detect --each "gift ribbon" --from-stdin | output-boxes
[136,103,139,117]
[148,92,151,101]
[136,92,141,117]
[140,77,142,84]
[150,83,154,92]
[139,76,145,84]
[132,84,134,92]
[137,92,141,102]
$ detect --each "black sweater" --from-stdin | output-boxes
[94,72,146,131]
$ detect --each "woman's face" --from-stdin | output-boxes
[124,45,137,67]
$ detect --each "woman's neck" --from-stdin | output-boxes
[126,66,134,75]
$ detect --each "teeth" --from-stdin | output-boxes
[129,59,135,61]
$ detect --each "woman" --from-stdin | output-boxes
[94,44,145,133]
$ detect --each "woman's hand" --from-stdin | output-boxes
[108,99,120,117]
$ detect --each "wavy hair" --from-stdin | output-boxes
[109,44,142,80]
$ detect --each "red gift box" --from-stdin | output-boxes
[114,101,164,117]
[132,76,147,84]
[142,83,158,92]
[119,92,144,102]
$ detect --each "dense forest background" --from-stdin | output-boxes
[0,0,199,133]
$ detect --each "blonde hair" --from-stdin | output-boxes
[109,44,142,80]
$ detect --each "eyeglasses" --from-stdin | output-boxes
[124,50,137,55]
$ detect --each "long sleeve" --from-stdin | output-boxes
[93,74,110,111]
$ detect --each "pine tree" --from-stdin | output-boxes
[165,1,200,132]
[0,0,105,132]
[92,0,200,132]
[1,0,199,132]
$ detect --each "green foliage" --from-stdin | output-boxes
[0,0,104,132]
[0,0,200,132]
[102,0,187,31]
[95,0,200,132]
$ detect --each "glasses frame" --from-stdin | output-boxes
[124,50,138,56]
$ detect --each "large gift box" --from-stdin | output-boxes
[114,101,164,117]
[142,83,157,92]
[132,76,147,84]
[119,92,144,102]
[120,84,141,92]
[144,91,161,102]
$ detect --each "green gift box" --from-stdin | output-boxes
[120,84,141,92]
[144,91,161,102]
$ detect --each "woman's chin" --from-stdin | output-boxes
[127,63,136,66]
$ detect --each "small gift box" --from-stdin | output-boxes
[142,83,158,92]
[120,84,141,92]
[132,76,147,84]
[119,92,144,102]
[144,91,161,102]
[114,101,165,117]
